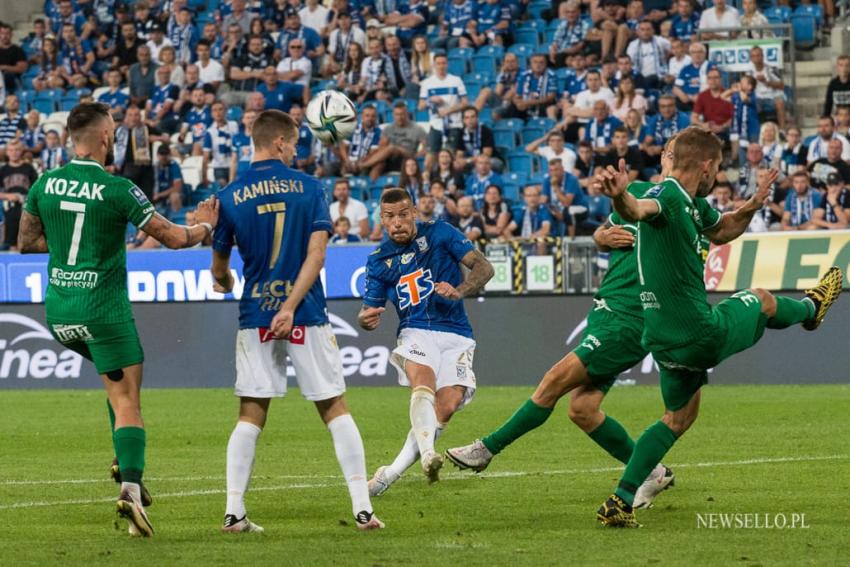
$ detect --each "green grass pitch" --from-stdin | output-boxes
[1,385,848,566]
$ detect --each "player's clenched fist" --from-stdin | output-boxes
[213,270,235,294]
[195,195,220,227]
[434,281,461,300]
[357,307,385,330]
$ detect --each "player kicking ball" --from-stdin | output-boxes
[18,102,220,536]
[210,110,382,533]
[359,188,494,494]
[447,134,771,509]
[595,127,842,528]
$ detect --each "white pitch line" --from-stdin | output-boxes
[0,474,340,487]
[0,454,846,512]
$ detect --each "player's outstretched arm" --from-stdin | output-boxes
[705,169,779,245]
[17,211,48,253]
[270,230,329,338]
[596,159,659,222]
[435,249,495,301]
[593,221,635,252]
[142,197,220,249]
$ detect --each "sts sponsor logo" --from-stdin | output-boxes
[0,314,83,380]
[396,269,434,310]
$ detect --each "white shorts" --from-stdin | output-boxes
[390,328,477,408]
[234,324,346,401]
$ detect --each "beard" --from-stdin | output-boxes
[696,179,713,197]
[105,138,115,167]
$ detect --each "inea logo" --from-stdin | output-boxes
[0,314,83,380]
[396,269,435,310]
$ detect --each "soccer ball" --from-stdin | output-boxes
[305,90,358,144]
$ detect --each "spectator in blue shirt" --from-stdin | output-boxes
[277,7,325,61]
[583,100,624,154]
[641,94,690,169]
[290,104,317,173]
[437,0,478,50]
[469,0,510,47]
[782,171,821,230]
[508,184,553,239]
[387,0,429,48]
[257,66,304,112]
[146,66,181,133]
[667,0,700,42]
[549,1,591,68]
[544,158,587,237]
[40,129,68,171]
[18,110,46,160]
[331,216,362,244]
[728,75,761,165]
[230,108,257,181]
[98,69,131,117]
[52,0,92,39]
[673,41,714,111]
[168,6,197,65]
[465,154,504,210]
[153,143,185,215]
[512,54,559,120]
[59,22,96,89]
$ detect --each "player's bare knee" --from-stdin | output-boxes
[750,288,777,317]
[567,401,594,430]
[315,395,349,424]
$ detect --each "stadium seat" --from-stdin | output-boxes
[503,171,529,186]
[468,71,495,85]
[476,45,505,60]
[544,28,557,44]
[518,20,546,32]
[472,54,499,76]
[479,106,492,123]
[448,47,475,60]
[47,111,70,124]
[371,99,392,123]
[448,55,467,76]
[18,90,35,109]
[42,121,64,137]
[513,29,541,47]
[526,117,556,131]
[506,151,534,175]
[226,105,242,122]
[791,14,817,49]
[527,2,550,20]
[495,118,525,130]
[501,182,520,203]
[348,176,371,201]
[493,126,519,150]
[59,99,77,111]
[415,108,429,122]
[765,6,791,22]
[794,4,824,27]
[521,126,545,144]
[32,98,55,114]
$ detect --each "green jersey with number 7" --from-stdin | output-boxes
[23,157,155,324]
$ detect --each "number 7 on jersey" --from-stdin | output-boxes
[60,200,86,266]
[257,202,286,268]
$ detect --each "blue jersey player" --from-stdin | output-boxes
[210,110,383,533]
[358,188,494,493]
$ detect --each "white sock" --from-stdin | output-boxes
[409,387,438,456]
[327,413,372,516]
[387,423,446,479]
[121,482,141,503]
[225,421,262,519]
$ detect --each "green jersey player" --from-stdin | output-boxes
[595,127,843,528]
[18,102,220,537]
[447,135,769,508]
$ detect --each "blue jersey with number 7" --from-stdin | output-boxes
[213,159,333,329]
[363,220,475,338]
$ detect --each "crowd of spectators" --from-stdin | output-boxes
[0,0,845,250]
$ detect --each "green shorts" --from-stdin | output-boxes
[572,306,647,393]
[48,319,144,375]
[654,290,768,411]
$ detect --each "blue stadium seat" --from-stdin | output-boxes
[501,182,520,203]
[503,171,529,186]
[508,44,536,68]
[18,89,36,108]
[765,6,791,22]
[794,4,823,27]
[226,105,243,122]
[546,19,562,32]
[59,98,77,111]
[544,28,557,44]
[513,29,541,48]
[465,79,481,99]
[32,97,55,114]
[526,117,556,131]
[479,106,492,123]
[518,20,546,31]
[349,176,372,201]
[448,47,475,60]
[472,54,498,75]
[415,108,429,122]
[766,15,787,36]
[448,55,467,76]
[493,126,519,150]
[373,174,399,190]
[370,99,392,122]
[521,126,545,144]
[791,14,817,49]
[527,2,550,20]
[506,151,534,175]
[468,71,495,85]
[495,118,525,130]
[476,45,505,60]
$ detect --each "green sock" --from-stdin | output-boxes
[587,415,635,465]
[481,398,553,455]
[113,427,146,485]
[107,400,117,454]
[767,296,815,329]
[614,421,677,506]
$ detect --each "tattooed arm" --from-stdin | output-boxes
[141,197,220,249]
[435,248,495,300]
[17,211,48,253]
